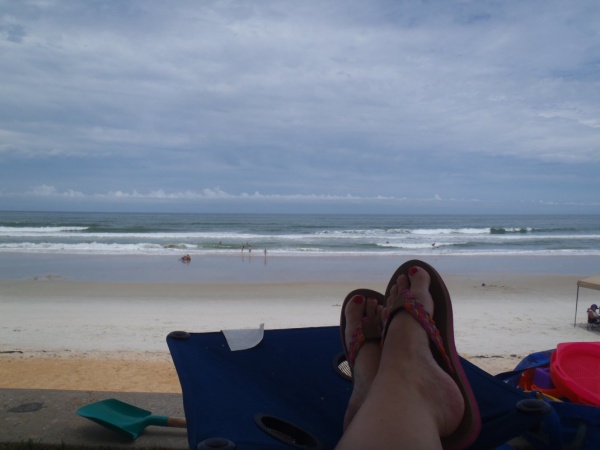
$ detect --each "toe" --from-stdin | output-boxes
[407,266,431,296]
[345,294,366,323]
[387,274,410,309]
[365,296,383,327]
[396,273,410,292]
[407,266,434,313]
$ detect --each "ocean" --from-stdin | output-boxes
[1,211,599,282]
[1,211,599,257]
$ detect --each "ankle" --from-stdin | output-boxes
[382,312,429,358]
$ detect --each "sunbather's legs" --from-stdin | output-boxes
[342,294,383,429]
[336,267,465,450]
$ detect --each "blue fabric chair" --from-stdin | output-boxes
[167,326,550,449]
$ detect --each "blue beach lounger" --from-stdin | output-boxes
[167,326,556,449]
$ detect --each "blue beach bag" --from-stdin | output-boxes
[497,349,600,449]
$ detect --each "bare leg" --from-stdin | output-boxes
[342,294,383,430]
[337,267,465,450]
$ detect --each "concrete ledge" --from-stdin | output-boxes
[0,389,188,449]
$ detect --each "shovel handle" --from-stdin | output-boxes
[166,416,187,428]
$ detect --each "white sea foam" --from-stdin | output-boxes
[0,226,89,235]
[1,212,599,258]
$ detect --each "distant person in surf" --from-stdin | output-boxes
[180,254,191,263]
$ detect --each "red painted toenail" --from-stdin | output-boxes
[352,295,364,303]
[409,266,418,276]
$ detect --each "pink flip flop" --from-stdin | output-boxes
[339,289,385,374]
[383,260,481,450]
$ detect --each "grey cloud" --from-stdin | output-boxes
[1,0,599,213]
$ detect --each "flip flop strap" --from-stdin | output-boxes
[347,326,365,367]
[385,295,453,375]
[347,316,380,367]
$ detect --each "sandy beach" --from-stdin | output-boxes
[2,254,600,393]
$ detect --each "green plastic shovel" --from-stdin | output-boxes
[76,398,187,439]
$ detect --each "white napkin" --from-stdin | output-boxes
[222,323,265,351]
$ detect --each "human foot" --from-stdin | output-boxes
[340,289,384,430]
[379,261,480,449]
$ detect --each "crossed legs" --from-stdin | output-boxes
[337,266,465,449]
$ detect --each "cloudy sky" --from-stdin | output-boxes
[1,0,599,214]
